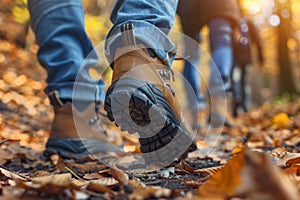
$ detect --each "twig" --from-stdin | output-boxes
[64,166,82,180]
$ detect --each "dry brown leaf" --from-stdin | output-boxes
[28,170,52,178]
[270,148,300,167]
[31,173,72,186]
[83,173,104,180]
[65,162,107,173]
[197,150,299,200]
[283,163,300,192]
[50,154,66,172]
[177,160,223,177]
[128,179,172,200]
[25,79,43,90]
[86,180,113,193]
[71,179,87,188]
[16,173,73,195]
[0,79,9,91]
[236,151,298,200]
[0,187,26,200]
[197,151,245,198]
[110,167,129,185]
[194,166,223,176]
[0,166,29,181]
[263,133,275,147]
[178,160,198,173]
[93,177,118,186]
[2,71,17,84]
[14,74,27,86]
[181,180,205,187]
[285,135,300,146]
[6,132,30,142]
[0,149,14,165]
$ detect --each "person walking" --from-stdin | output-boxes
[177,0,241,129]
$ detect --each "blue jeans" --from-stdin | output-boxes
[183,18,233,110]
[28,0,178,103]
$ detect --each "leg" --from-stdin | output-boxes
[28,0,118,158]
[181,32,206,130]
[208,18,233,127]
[209,18,233,92]
[104,0,197,169]
[231,63,239,117]
[240,64,248,112]
[29,0,103,101]
[105,0,178,66]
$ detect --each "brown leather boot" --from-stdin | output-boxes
[45,91,121,159]
[105,24,197,167]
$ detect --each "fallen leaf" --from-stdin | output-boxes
[14,75,27,86]
[272,113,290,128]
[71,179,87,188]
[65,162,107,174]
[197,150,299,200]
[110,167,129,185]
[0,166,29,181]
[0,149,14,165]
[178,160,198,173]
[15,173,75,195]
[194,166,223,176]
[263,133,275,148]
[128,179,172,200]
[86,180,113,193]
[31,173,72,186]
[83,173,104,180]
[270,148,300,167]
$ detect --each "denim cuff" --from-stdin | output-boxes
[46,80,106,104]
[105,21,177,67]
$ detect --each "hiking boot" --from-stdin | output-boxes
[45,91,121,159]
[104,24,197,166]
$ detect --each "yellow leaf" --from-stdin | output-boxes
[231,146,243,155]
[12,7,30,24]
[272,113,290,127]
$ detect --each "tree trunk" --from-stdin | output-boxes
[276,0,298,98]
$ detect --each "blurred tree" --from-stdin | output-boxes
[275,0,299,98]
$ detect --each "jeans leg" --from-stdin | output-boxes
[182,33,205,110]
[105,0,178,67]
[208,18,233,94]
[28,0,105,103]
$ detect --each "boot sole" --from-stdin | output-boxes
[105,78,197,165]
